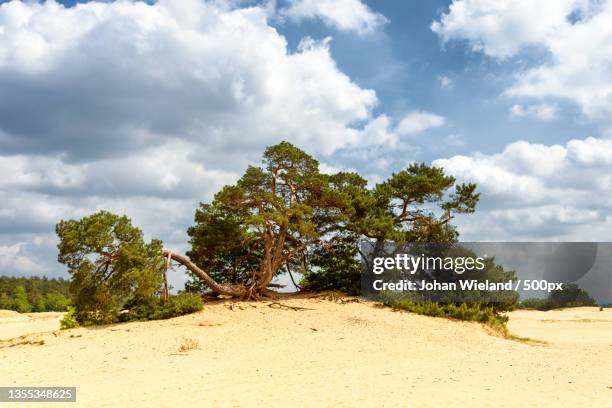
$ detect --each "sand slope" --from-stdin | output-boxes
[0,311,64,340]
[1,299,611,407]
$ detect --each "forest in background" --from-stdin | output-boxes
[0,276,70,313]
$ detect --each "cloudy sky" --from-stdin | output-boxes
[1,0,611,286]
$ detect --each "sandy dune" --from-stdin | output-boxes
[1,299,611,407]
[0,312,65,341]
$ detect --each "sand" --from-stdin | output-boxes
[0,312,65,340]
[1,299,611,407]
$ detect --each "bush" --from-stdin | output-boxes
[547,283,596,308]
[119,293,203,322]
[60,307,79,330]
[300,267,361,295]
[382,295,509,335]
[521,284,597,310]
[75,303,121,326]
[520,298,550,310]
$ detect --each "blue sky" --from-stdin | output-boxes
[280,0,595,155]
[0,0,611,285]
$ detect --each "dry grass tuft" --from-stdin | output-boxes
[507,334,547,345]
[178,337,199,352]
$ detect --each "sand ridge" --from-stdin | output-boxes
[1,299,611,407]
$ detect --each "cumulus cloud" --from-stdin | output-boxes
[567,137,612,165]
[0,243,46,274]
[281,0,388,35]
[0,0,390,161]
[510,103,559,121]
[431,0,587,58]
[433,136,612,240]
[0,141,238,199]
[395,111,445,136]
[432,0,612,128]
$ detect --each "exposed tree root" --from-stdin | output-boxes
[267,302,314,311]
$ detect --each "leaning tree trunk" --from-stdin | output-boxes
[163,250,249,298]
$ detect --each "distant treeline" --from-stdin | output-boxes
[0,276,70,313]
[520,283,597,311]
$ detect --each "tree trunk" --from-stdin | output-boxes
[163,250,250,298]
[162,251,171,303]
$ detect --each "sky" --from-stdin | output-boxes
[0,0,611,288]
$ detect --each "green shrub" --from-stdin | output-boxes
[119,293,203,322]
[382,295,508,335]
[76,303,121,326]
[300,267,361,295]
[520,298,551,310]
[60,307,79,330]
[521,284,597,310]
[547,283,596,308]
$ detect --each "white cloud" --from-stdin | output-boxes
[431,0,587,59]
[433,136,612,240]
[0,140,238,198]
[281,0,388,35]
[318,162,357,175]
[432,0,612,128]
[0,243,46,274]
[567,137,612,165]
[0,0,389,160]
[396,111,445,136]
[510,103,559,121]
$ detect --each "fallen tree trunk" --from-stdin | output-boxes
[163,249,283,299]
[163,250,251,298]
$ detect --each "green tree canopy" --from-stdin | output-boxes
[354,164,478,243]
[183,142,480,298]
[55,142,481,302]
[186,141,351,297]
[56,211,165,324]
[185,202,261,292]
[344,164,479,271]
